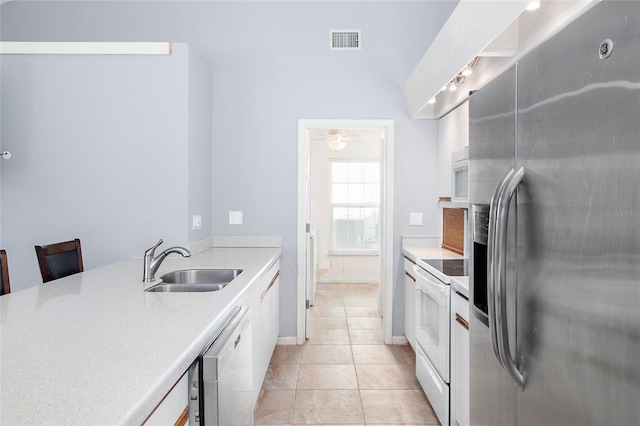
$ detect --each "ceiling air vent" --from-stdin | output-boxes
[330,30,361,50]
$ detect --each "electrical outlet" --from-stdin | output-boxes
[410,212,423,226]
[192,215,202,230]
[229,211,243,225]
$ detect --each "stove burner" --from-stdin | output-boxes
[420,259,468,276]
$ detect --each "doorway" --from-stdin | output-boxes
[297,119,394,345]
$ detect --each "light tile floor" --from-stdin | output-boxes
[254,282,440,425]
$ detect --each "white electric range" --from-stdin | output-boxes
[414,258,468,426]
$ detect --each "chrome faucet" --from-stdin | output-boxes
[143,239,191,282]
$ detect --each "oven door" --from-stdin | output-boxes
[414,264,451,383]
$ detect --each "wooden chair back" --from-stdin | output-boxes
[0,249,10,295]
[35,239,84,283]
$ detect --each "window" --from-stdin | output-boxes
[330,160,380,253]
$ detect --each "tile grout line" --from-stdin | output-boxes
[290,348,300,426]
[353,331,367,426]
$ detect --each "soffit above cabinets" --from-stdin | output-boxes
[402,0,599,120]
[0,42,172,55]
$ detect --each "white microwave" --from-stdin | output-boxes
[451,147,469,201]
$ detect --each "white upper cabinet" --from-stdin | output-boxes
[0,42,172,55]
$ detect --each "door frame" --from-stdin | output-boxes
[296,119,394,345]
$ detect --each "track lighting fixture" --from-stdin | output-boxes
[432,57,479,105]
[526,0,540,11]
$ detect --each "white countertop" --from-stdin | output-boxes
[402,245,464,262]
[0,246,281,425]
[402,245,469,297]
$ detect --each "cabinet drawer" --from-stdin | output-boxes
[453,291,469,323]
[403,256,416,275]
[416,344,449,426]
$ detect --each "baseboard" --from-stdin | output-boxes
[316,278,380,284]
[279,335,404,346]
[277,336,298,345]
[392,335,409,345]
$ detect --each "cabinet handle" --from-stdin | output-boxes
[405,271,416,282]
[261,271,280,300]
[455,313,470,331]
[174,406,189,426]
[455,290,468,301]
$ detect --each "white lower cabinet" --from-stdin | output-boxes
[403,257,416,349]
[248,261,281,404]
[451,291,470,426]
[144,371,189,425]
[259,268,280,384]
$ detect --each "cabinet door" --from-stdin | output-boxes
[248,280,263,404]
[404,271,415,349]
[144,371,188,426]
[261,272,280,372]
[250,262,280,404]
[453,293,470,426]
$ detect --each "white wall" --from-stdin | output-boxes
[310,130,380,283]
[0,1,455,336]
[188,48,214,242]
[0,44,212,291]
[437,100,469,197]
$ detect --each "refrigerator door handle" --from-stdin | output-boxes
[488,167,516,365]
[494,165,526,389]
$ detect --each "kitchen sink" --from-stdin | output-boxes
[145,268,243,293]
[146,283,228,293]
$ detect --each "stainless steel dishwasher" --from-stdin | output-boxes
[189,306,253,426]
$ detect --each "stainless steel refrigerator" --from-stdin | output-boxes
[469,1,640,425]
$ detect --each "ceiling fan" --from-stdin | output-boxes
[310,129,363,151]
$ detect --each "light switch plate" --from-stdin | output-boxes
[229,211,243,225]
[410,212,423,226]
[192,215,202,230]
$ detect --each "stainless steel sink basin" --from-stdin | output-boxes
[145,268,243,293]
[161,269,242,284]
